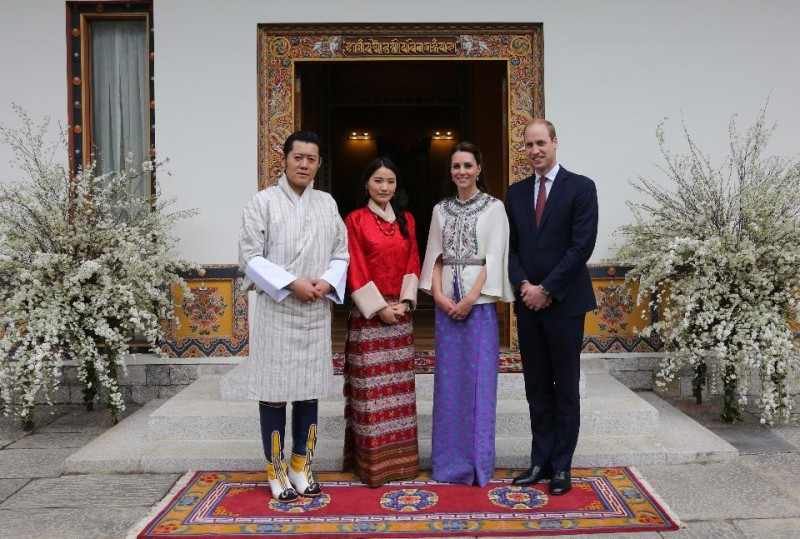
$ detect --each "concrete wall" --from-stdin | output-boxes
[2,0,799,264]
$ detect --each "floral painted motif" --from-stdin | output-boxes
[594,284,634,333]
[161,270,249,358]
[181,285,228,335]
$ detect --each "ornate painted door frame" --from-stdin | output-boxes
[257,23,544,190]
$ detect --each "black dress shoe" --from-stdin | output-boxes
[512,465,552,486]
[549,470,571,495]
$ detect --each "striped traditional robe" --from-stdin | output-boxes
[238,174,349,402]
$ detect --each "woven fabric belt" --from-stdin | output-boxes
[442,257,485,266]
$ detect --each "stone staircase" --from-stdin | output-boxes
[65,357,737,474]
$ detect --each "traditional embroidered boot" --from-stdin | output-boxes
[288,400,323,497]
[259,402,298,503]
[288,424,322,497]
[266,430,299,502]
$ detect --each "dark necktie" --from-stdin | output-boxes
[535,177,547,227]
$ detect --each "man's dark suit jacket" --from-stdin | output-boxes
[505,165,598,316]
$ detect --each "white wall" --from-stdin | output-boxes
[3,0,799,264]
[0,0,68,183]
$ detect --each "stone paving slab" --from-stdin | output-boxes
[7,431,101,449]
[0,478,28,504]
[638,393,738,464]
[0,449,75,479]
[706,423,797,454]
[732,517,800,538]
[635,460,800,521]
[774,425,800,448]
[63,400,164,474]
[739,453,800,504]
[659,520,745,538]
[1,474,179,510]
[38,405,140,433]
[0,405,75,441]
[0,506,149,539]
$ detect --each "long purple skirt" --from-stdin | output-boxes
[431,303,499,487]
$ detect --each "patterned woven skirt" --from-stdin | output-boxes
[431,303,499,487]
[343,303,420,487]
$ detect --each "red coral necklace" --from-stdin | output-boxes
[373,213,395,235]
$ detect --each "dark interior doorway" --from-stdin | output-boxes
[295,59,510,349]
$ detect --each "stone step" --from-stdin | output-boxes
[146,371,659,441]
[64,381,738,475]
[218,357,608,402]
[134,436,681,473]
[66,413,733,475]
[65,431,673,474]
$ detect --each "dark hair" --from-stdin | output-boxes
[358,157,411,238]
[283,131,323,158]
[446,141,488,197]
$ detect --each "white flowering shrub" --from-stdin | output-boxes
[0,106,196,427]
[617,106,800,424]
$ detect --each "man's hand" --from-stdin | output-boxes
[520,282,552,311]
[310,279,332,298]
[288,279,325,303]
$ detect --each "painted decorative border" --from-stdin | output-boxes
[159,265,248,358]
[257,23,544,190]
[156,264,664,358]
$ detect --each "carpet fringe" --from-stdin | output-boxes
[126,470,198,539]
[628,465,686,529]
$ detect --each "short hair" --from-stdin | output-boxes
[283,131,323,158]
[524,118,557,141]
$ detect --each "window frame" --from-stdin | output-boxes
[66,1,155,196]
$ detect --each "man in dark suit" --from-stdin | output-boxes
[504,119,598,495]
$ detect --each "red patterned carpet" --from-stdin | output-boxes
[134,468,680,538]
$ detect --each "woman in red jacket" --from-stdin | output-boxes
[343,157,421,487]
